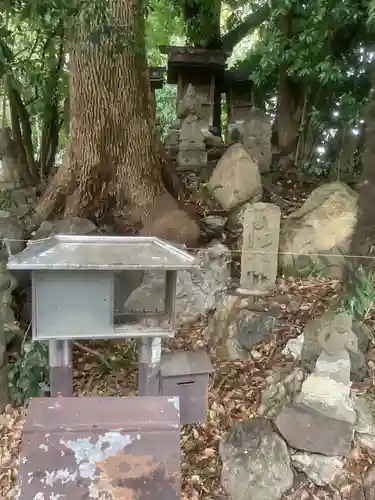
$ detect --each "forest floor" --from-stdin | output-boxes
[0,171,371,499]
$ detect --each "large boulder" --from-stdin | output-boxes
[279,182,358,278]
[124,243,231,326]
[207,143,262,211]
[219,418,293,500]
[203,293,284,359]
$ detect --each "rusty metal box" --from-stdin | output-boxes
[160,350,214,425]
[15,396,181,500]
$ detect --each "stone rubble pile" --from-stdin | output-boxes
[218,311,375,500]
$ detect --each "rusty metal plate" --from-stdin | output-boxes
[16,396,181,500]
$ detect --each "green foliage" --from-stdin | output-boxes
[369,0,375,26]
[340,266,375,321]
[96,340,138,375]
[146,0,185,64]
[3,0,375,180]
[8,341,49,406]
[156,85,177,137]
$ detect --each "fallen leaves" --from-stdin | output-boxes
[0,274,374,500]
[0,405,25,498]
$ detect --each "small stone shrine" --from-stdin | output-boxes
[239,202,281,296]
[159,45,228,132]
[224,69,254,124]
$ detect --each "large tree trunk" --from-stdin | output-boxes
[347,82,375,271]
[273,74,305,166]
[30,0,199,246]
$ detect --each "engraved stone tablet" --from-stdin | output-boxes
[239,202,281,295]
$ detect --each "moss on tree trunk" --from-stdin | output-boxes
[30,0,199,246]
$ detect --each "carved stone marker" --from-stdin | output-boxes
[228,108,272,173]
[239,202,281,295]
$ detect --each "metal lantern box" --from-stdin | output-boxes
[7,235,196,341]
[16,396,181,499]
[160,350,214,425]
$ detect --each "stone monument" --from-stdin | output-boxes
[176,84,207,169]
[227,107,272,173]
[238,202,281,296]
[159,45,228,133]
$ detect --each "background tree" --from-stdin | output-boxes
[2,0,375,236]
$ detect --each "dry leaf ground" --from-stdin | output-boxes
[3,276,369,499]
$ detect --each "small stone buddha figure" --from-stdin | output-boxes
[317,312,357,356]
[177,83,202,120]
[315,312,357,385]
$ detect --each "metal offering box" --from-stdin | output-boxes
[16,396,181,499]
[7,235,197,340]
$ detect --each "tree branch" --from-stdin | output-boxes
[39,37,64,179]
[7,81,38,182]
[221,4,270,52]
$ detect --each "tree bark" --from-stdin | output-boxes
[347,81,375,272]
[31,0,199,246]
[273,73,305,165]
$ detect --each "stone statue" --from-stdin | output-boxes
[315,312,357,385]
[177,83,203,120]
[317,312,357,355]
[177,87,207,168]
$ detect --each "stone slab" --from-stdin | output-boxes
[241,203,281,293]
[275,402,354,456]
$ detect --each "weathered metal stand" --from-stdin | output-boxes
[138,270,177,396]
[138,337,162,396]
[48,339,73,397]
[7,236,194,399]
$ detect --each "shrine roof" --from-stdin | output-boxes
[159,46,229,83]
[7,235,197,271]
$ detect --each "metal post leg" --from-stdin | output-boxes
[138,337,161,396]
[165,270,177,330]
[48,340,73,397]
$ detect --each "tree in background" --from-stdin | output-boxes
[2,0,375,238]
[28,0,200,246]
